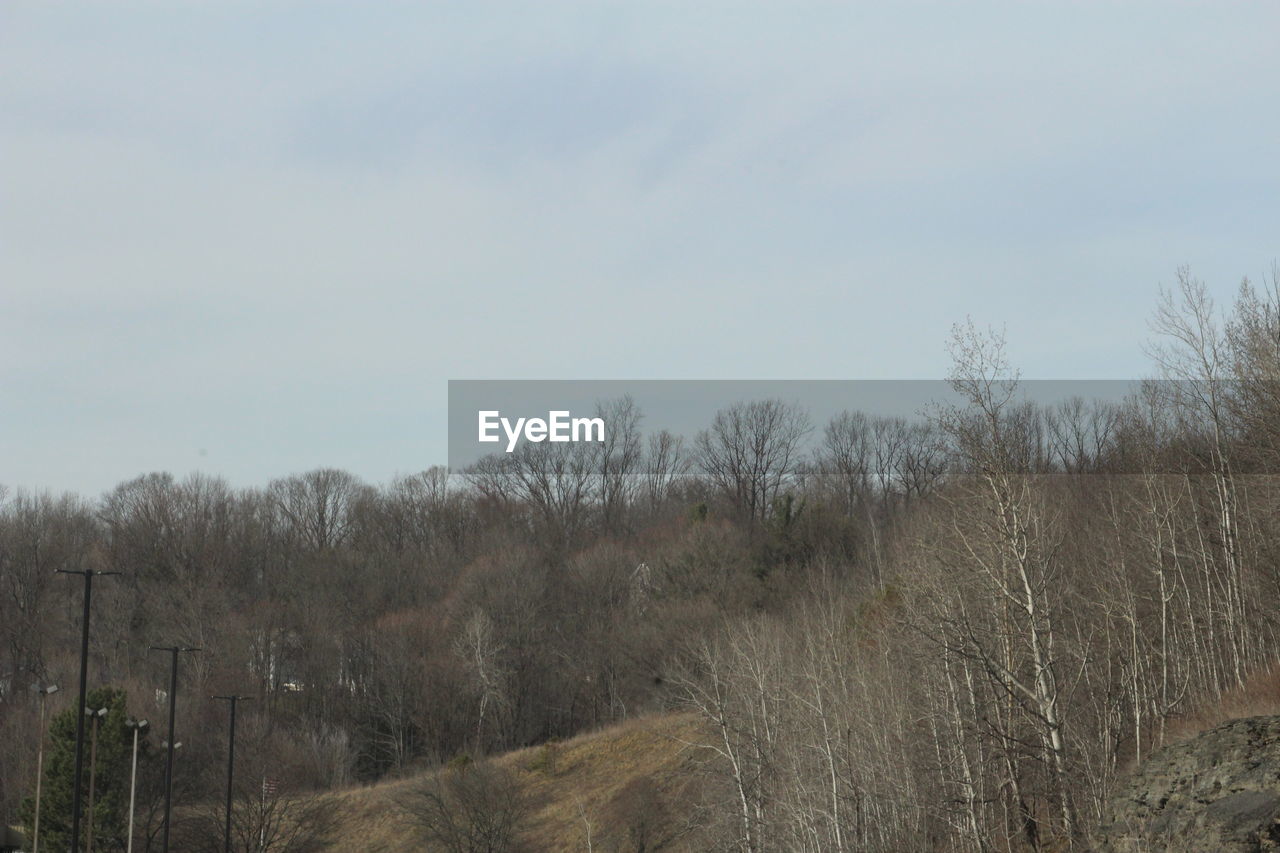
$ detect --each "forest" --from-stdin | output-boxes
[4,269,1280,851]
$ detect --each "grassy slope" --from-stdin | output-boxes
[320,665,1280,851]
[324,713,712,852]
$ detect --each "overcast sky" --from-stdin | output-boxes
[3,2,1278,496]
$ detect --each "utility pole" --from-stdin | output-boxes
[213,695,254,853]
[30,682,59,853]
[150,645,200,853]
[57,568,119,852]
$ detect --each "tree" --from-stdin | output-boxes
[1226,270,1280,467]
[20,686,134,852]
[926,320,1080,844]
[269,468,369,551]
[641,430,689,516]
[210,783,343,853]
[397,759,530,853]
[1149,270,1252,688]
[593,396,644,535]
[454,610,509,752]
[696,400,811,526]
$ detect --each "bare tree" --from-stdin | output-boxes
[454,610,510,751]
[594,396,644,534]
[930,320,1080,844]
[269,468,369,551]
[642,430,690,514]
[210,782,345,853]
[397,760,530,853]
[1148,270,1250,687]
[817,411,872,517]
[466,441,594,549]
[696,400,811,526]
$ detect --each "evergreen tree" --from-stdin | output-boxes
[20,687,139,852]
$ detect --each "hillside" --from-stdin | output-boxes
[320,664,1280,852]
[323,713,713,852]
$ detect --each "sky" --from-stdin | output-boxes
[3,1,1278,496]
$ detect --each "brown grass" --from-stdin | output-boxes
[1162,660,1280,745]
[320,712,712,852]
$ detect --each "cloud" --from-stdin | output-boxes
[3,2,1278,494]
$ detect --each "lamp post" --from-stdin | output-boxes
[213,695,253,853]
[149,646,200,853]
[85,706,109,853]
[57,568,120,851]
[29,682,59,853]
[124,718,149,853]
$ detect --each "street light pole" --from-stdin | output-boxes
[150,645,200,853]
[30,683,59,853]
[85,706,108,853]
[124,718,149,853]
[213,695,254,853]
[57,568,119,852]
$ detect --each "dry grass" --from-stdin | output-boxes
[1163,660,1280,745]
[292,664,1280,850]
[320,712,712,852]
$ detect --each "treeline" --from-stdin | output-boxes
[1,269,1279,851]
[667,272,1280,851]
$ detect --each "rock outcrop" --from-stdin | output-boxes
[1100,716,1280,852]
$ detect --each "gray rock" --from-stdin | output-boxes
[1099,716,1280,852]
